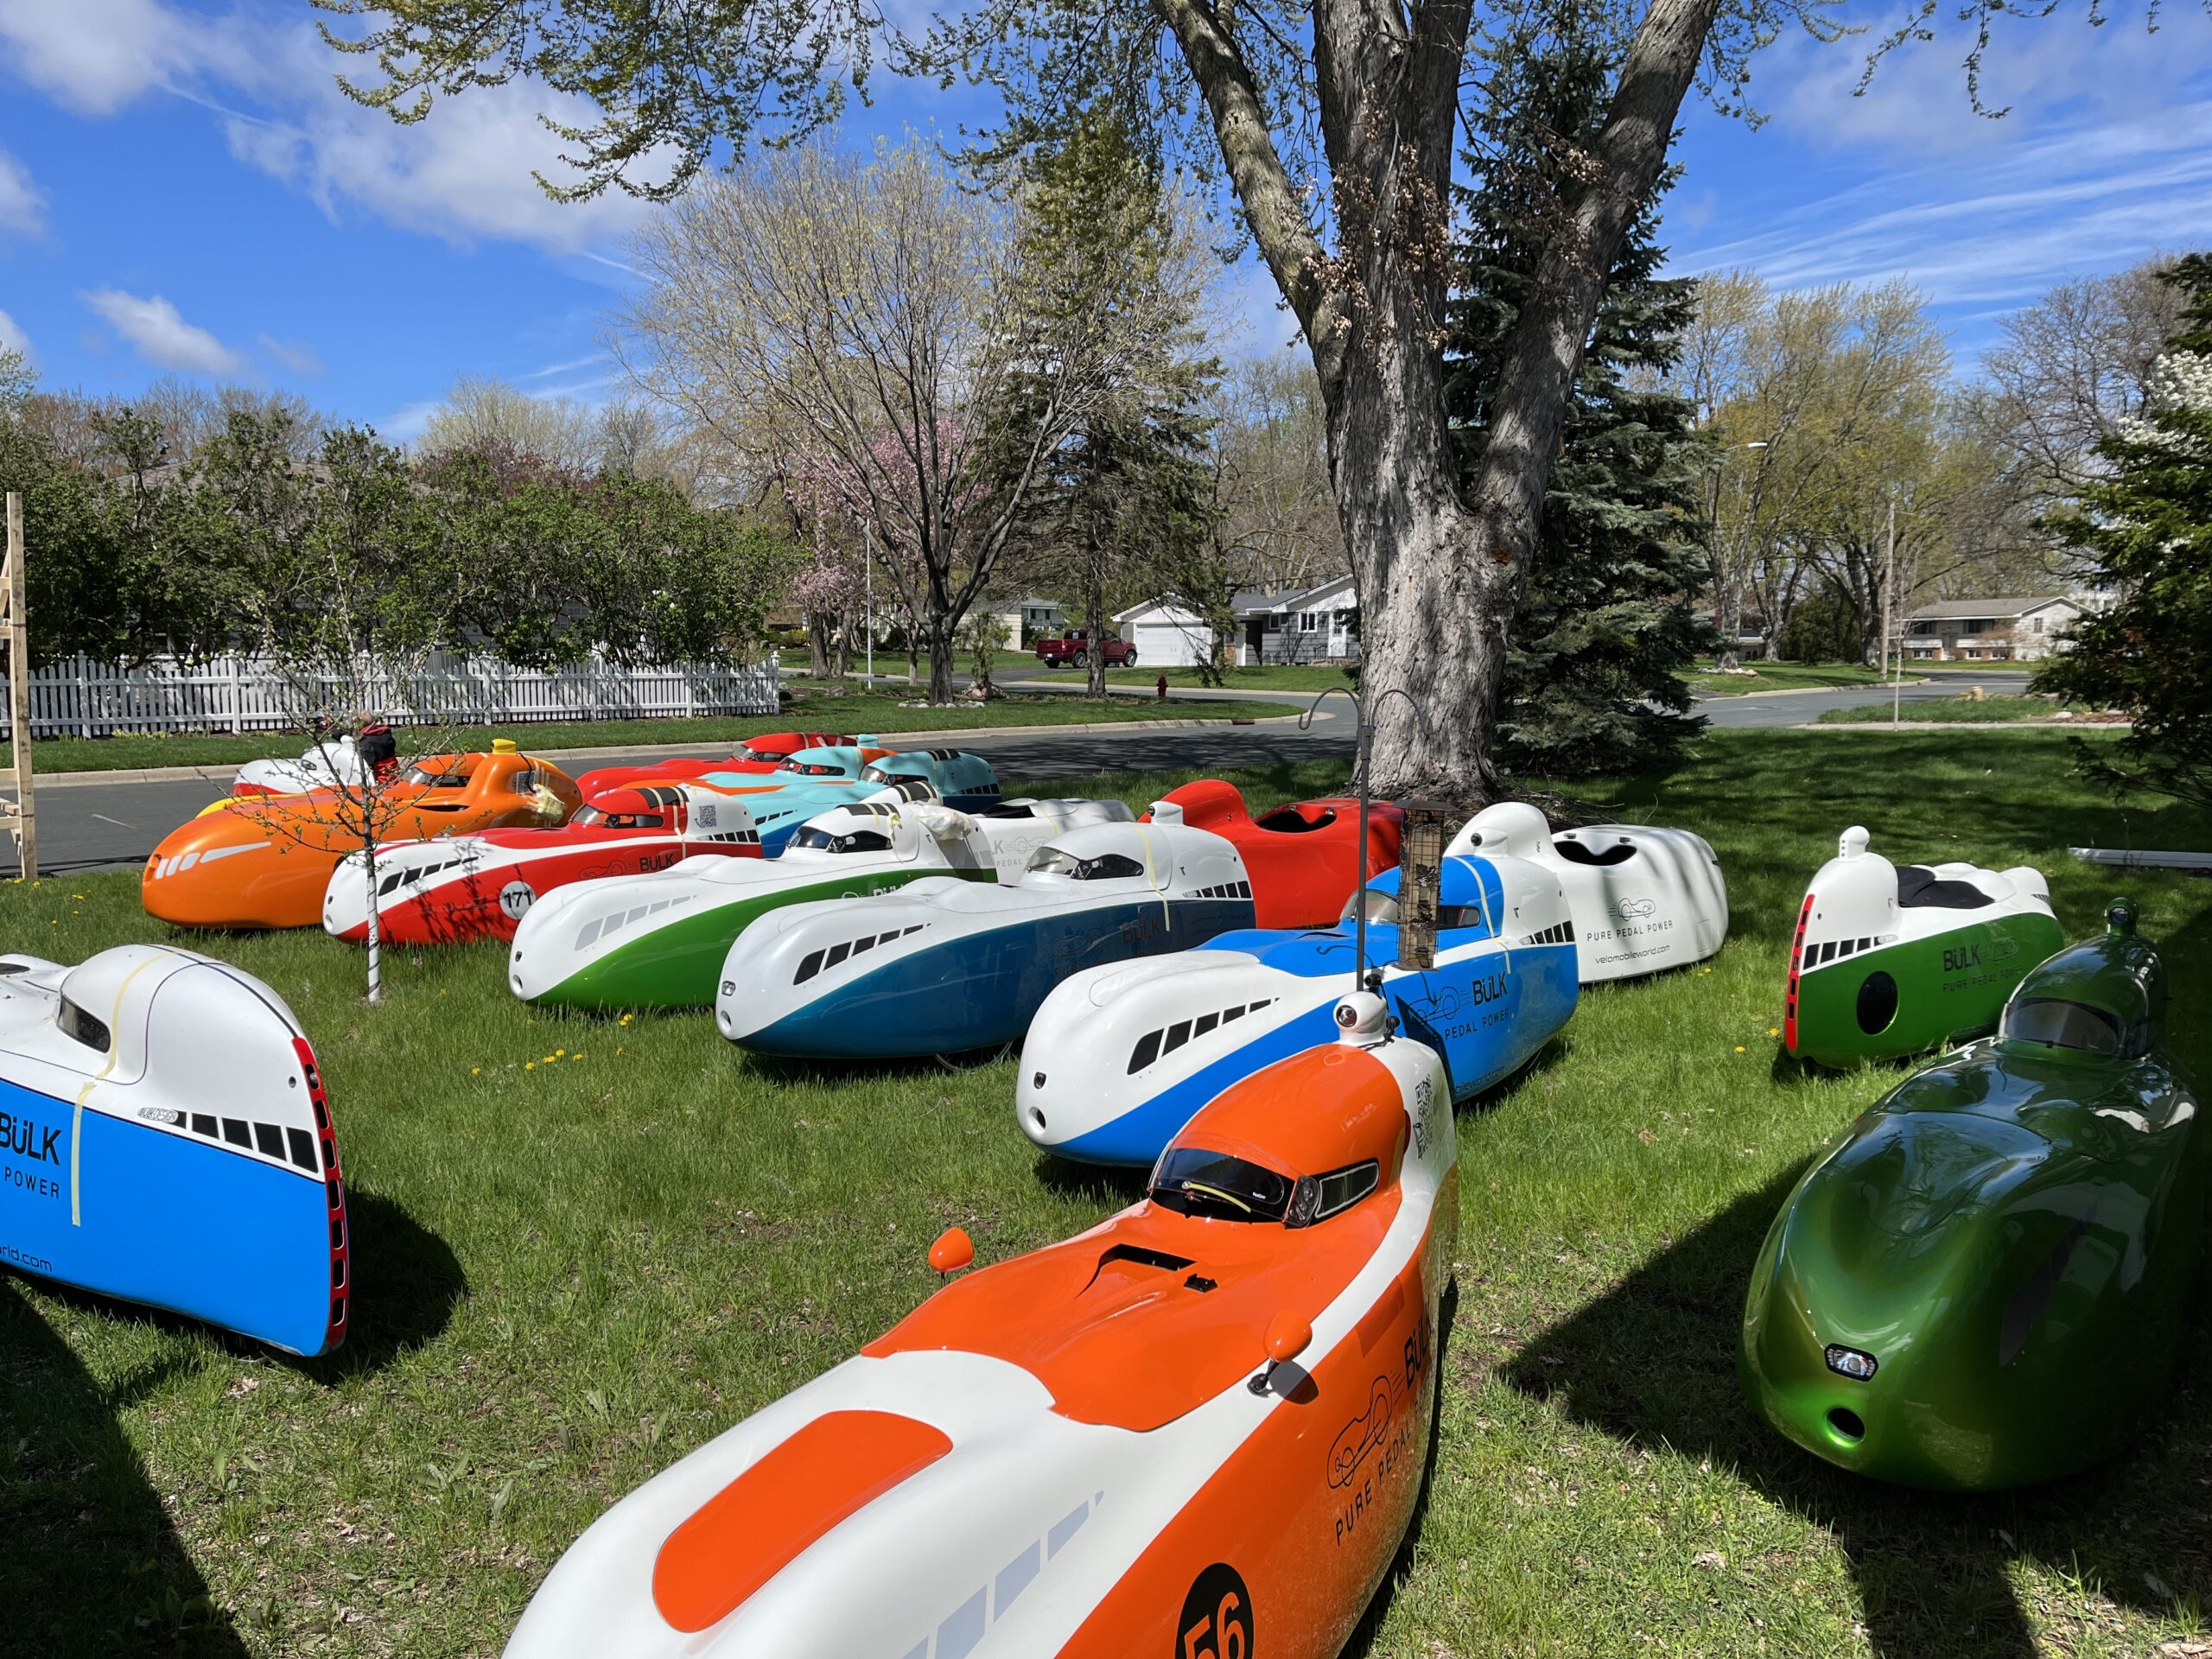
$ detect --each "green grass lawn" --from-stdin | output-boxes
[0,689,1294,776]
[6,732,2210,1656]
[1815,694,2101,725]
[1690,660,1894,696]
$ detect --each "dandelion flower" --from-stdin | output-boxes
[471,1067,481,1076]
[1734,1046,1746,1053]
[525,1062,536,1071]
[1767,1027,1779,1038]
[574,1052,586,1061]
[556,1048,566,1057]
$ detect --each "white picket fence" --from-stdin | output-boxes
[0,652,782,740]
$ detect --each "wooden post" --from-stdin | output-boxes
[2,492,35,880]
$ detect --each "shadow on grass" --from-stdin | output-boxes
[310,1188,467,1378]
[0,1281,248,1657]
[1505,1171,2212,1659]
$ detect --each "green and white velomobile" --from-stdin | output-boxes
[1745,899,2205,1489]
[506,794,1133,1011]
[1783,825,2063,1069]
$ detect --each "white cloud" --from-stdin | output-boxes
[1672,99,2212,316]
[0,152,47,234]
[82,289,242,373]
[0,308,29,357]
[257,333,325,376]
[0,0,232,114]
[0,0,660,255]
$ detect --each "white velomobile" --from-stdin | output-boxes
[508,793,1135,1012]
[1783,825,2063,1069]
[0,944,346,1356]
[1445,802,1728,982]
[504,997,1456,1659]
[715,820,1259,1059]
[1016,845,1580,1166]
[233,727,397,798]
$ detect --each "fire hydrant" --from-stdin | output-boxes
[1155,673,1169,702]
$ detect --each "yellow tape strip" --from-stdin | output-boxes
[70,955,161,1227]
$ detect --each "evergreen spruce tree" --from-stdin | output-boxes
[2033,253,2212,810]
[1445,20,1713,779]
[989,112,1219,697]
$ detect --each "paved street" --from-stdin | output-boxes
[6,671,2036,876]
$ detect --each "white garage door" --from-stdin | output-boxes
[1131,618,1211,667]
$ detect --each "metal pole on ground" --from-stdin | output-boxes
[1887,495,1901,727]
[3,492,35,879]
[864,521,875,687]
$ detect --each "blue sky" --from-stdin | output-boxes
[1,0,2207,439]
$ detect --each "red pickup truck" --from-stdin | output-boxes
[1033,628,1138,669]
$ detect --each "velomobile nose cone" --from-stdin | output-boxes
[1745,1107,2059,1489]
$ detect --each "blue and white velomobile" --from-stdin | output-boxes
[1015,849,1581,1166]
[0,944,346,1355]
[715,820,1260,1058]
[692,747,1001,851]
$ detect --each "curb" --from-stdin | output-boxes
[22,709,1325,791]
[1694,677,1936,702]
[1791,719,2129,732]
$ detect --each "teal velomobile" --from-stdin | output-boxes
[1742,899,2205,1489]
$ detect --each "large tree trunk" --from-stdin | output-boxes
[1158,0,1721,801]
[926,614,957,702]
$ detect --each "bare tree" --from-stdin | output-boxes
[617,140,1187,700]
[417,373,602,471]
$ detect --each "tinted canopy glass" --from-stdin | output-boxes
[1150,1147,1294,1222]
[2003,995,2126,1057]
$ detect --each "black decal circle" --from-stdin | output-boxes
[1856,969,1900,1035]
[1177,1562,1254,1659]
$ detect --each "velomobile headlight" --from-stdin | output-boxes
[1824,1344,1878,1381]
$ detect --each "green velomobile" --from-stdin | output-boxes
[506,797,1131,1009]
[1743,899,2206,1489]
[1784,826,2065,1069]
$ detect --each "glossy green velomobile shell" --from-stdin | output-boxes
[1743,899,2206,1489]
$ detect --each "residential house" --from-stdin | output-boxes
[982,596,1066,645]
[1900,595,2086,663]
[1232,575,1359,666]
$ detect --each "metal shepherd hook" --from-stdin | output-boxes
[1300,683,1420,1001]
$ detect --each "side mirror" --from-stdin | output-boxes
[928,1227,974,1276]
[1249,1310,1313,1395]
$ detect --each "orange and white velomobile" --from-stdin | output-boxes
[505,994,1458,1659]
[143,741,583,931]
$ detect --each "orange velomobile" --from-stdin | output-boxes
[503,992,1458,1659]
[143,742,583,930]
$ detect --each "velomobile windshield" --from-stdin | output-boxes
[1149,1147,1294,1222]
[1342,887,1401,925]
[404,762,473,787]
[790,826,892,855]
[572,805,664,830]
[2002,995,2125,1057]
[1026,847,1146,880]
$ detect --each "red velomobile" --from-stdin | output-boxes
[1143,780,1404,928]
[320,785,763,945]
[576,733,859,798]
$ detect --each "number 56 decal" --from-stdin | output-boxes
[1179,1562,1254,1659]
